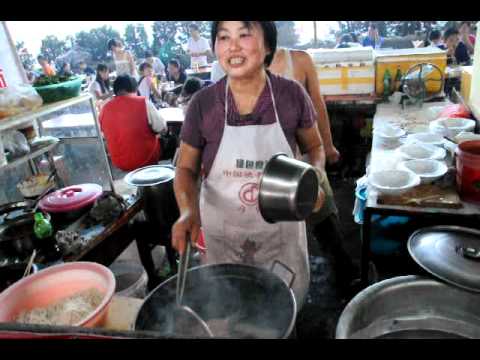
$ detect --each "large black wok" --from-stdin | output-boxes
[134,263,296,339]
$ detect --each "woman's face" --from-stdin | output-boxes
[214,21,269,80]
[100,70,109,80]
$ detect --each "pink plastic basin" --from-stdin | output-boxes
[0,262,116,328]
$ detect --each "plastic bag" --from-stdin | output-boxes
[0,84,43,119]
[438,104,471,119]
[2,130,30,159]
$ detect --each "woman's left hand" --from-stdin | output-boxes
[325,145,341,164]
[313,185,326,213]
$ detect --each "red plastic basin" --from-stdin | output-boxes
[0,262,116,328]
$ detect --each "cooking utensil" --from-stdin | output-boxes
[173,238,213,338]
[336,275,480,339]
[258,153,318,223]
[0,262,116,328]
[38,183,103,223]
[22,250,36,278]
[135,262,297,338]
[124,165,179,236]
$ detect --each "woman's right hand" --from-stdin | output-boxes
[172,210,201,255]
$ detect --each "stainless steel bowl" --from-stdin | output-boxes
[258,153,318,223]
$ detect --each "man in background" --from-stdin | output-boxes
[37,55,56,76]
[459,21,476,55]
[444,27,471,65]
[144,50,166,79]
[362,23,384,49]
[186,24,211,68]
[78,60,95,76]
[99,75,167,172]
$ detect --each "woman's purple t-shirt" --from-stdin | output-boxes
[180,71,317,177]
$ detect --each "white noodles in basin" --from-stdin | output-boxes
[15,288,104,326]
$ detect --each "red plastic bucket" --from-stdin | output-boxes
[456,140,480,204]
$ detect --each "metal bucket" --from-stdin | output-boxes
[336,275,480,339]
[134,262,297,338]
[258,153,318,223]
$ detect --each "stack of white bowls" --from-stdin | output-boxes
[373,124,406,149]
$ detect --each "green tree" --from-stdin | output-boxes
[75,26,122,63]
[124,23,150,60]
[40,35,68,62]
[15,41,35,71]
[275,21,299,47]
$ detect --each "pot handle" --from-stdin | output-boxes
[459,246,480,261]
[270,260,296,289]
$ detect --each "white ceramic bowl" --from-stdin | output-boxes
[397,159,448,184]
[368,170,421,196]
[429,117,476,138]
[407,132,444,147]
[396,142,446,161]
[373,125,406,149]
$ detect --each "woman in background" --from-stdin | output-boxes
[89,64,112,110]
[107,39,137,78]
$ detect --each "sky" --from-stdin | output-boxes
[6,21,339,57]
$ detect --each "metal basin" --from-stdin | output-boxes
[258,153,318,223]
[336,275,480,339]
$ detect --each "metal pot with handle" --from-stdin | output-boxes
[134,260,297,338]
[258,153,319,223]
[124,165,179,236]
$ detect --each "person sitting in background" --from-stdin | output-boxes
[99,75,167,172]
[426,30,446,50]
[177,77,204,109]
[459,21,476,55]
[444,27,471,65]
[210,60,226,82]
[78,60,96,76]
[166,59,187,85]
[57,62,73,77]
[89,64,112,102]
[336,34,353,48]
[37,55,56,76]
[362,23,383,49]
[144,50,166,79]
[137,62,162,104]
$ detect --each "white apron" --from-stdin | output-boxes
[199,76,310,309]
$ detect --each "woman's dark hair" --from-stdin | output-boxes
[37,55,46,62]
[181,77,203,97]
[168,59,181,68]
[113,75,137,96]
[95,63,110,94]
[107,38,121,51]
[444,27,459,41]
[139,62,153,73]
[210,21,277,67]
[144,50,153,58]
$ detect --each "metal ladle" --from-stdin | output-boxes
[173,236,213,338]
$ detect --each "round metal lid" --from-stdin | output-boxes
[124,165,175,187]
[408,226,480,292]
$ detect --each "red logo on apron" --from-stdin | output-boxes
[0,70,7,89]
[238,182,259,206]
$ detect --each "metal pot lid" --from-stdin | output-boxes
[124,165,175,187]
[408,226,480,292]
[38,183,103,213]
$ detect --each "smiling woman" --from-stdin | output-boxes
[171,21,328,314]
